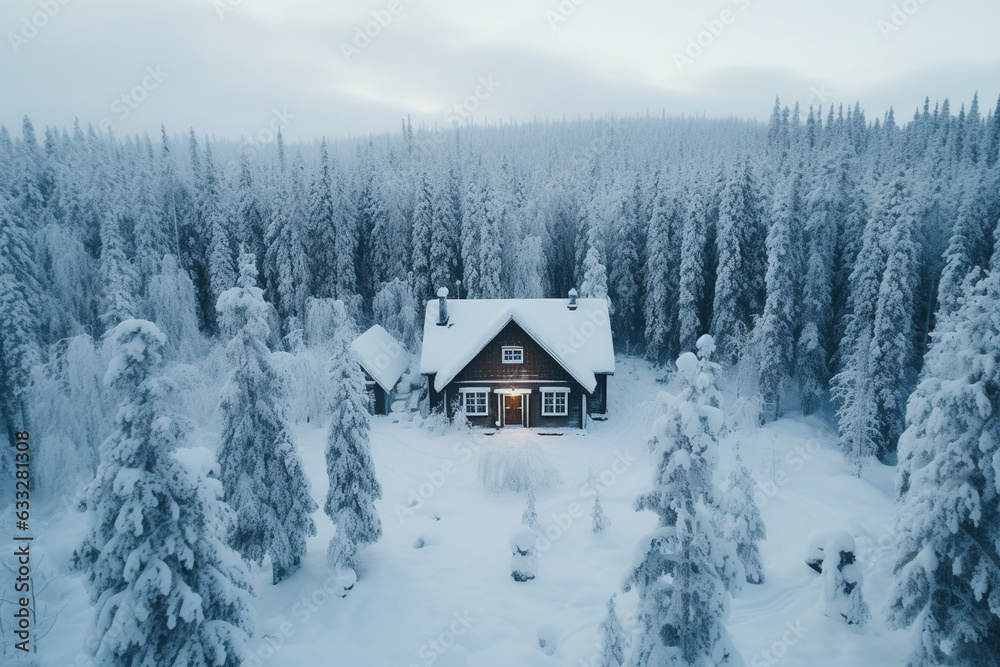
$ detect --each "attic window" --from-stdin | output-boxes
[501,346,523,364]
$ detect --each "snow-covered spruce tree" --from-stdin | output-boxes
[935,171,995,322]
[411,171,434,301]
[217,250,317,584]
[203,143,236,323]
[460,170,485,298]
[0,192,40,457]
[832,330,879,476]
[324,304,383,579]
[711,161,766,363]
[73,320,254,666]
[795,151,845,415]
[677,184,709,354]
[479,178,505,299]
[592,491,610,534]
[580,244,610,303]
[868,211,919,461]
[624,335,743,667]
[755,170,803,421]
[833,170,916,464]
[887,267,1000,666]
[609,178,642,351]
[643,186,678,364]
[718,454,766,584]
[98,192,139,333]
[599,595,627,667]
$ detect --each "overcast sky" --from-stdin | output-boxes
[2,0,999,142]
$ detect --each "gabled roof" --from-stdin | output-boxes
[351,325,410,393]
[420,298,615,393]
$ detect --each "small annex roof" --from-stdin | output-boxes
[420,298,615,394]
[351,325,410,393]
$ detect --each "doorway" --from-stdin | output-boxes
[504,394,523,427]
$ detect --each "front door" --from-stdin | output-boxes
[504,394,523,426]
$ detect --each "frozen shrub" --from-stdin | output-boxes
[478,443,561,494]
[510,528,538,582]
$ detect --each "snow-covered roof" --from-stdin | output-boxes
[420,298,615,393]
[351,325,410,393]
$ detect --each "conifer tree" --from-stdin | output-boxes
[217,250,317,583]
[677,185,709,353]
[887,267,1000,666]
[324,302,383,578]
[711,161,766,362]
[755,170,802,421]
[718,455,766,584]
[73,320,254,666]
[599,595,626,667]
[624,336,743,666]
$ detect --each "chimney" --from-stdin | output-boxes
[568,288,578,310]
[436,287,450,326]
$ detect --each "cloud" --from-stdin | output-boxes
[0,0,998,139]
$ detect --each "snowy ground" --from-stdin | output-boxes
[13,357,912,666]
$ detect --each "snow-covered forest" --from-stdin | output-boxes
[3,91,1000,665]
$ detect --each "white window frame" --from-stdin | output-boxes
[501,346,524,364]
[541,387,570,416]
[459,387,489,415]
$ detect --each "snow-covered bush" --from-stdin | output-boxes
[477,443,561,494]
[592,491,610,534]
[537,623,559,656]
[820,531,870,627]
[510,528,538,582]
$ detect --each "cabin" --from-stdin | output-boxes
[420,288,614,428]
[351,325,410,416]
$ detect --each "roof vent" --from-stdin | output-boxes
[568,288,578,311]
[436,287,449,326]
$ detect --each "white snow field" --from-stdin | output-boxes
[30,357,911,666]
